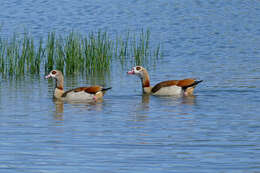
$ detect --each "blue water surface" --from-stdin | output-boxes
[0,0,260,172]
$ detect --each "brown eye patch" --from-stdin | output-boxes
[51,71,57,75]
[136,66,141,71]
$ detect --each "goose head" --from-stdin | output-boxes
[45,70,63,80]
[127,66,146,79]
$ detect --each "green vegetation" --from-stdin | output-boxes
[0,29,162,77]
[115,30,162,69]
[0,33,44,77]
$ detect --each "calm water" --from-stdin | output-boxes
[1,0,260,172]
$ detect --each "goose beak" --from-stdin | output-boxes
[45,74,51,79]
[127,69,135,74]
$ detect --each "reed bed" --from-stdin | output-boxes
[115,29,161,68]
[0,29,162,77]
[0,33,44,77]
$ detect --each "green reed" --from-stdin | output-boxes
[115,29,162,68]
[0,32,44,77]
[84,31,113,73]
[0,29,162,77]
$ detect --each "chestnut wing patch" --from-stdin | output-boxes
[62,86,102,97]
[176,78,196,88]
[83,86,102,94]
[151,80,179,93]
[151,79,197,93]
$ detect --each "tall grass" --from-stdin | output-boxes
[0,33,45,77]
[0,29,162,77]
[115,29,162,68]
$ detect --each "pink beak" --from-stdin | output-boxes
[45,74,51,79]
[127,69,135,74]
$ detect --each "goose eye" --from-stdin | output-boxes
[51,71,57,75]
[136,66,141,71]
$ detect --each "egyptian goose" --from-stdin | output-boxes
[45,70,111,101]
[127,66,202,96]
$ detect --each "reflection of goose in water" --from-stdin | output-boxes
[45,70,111,101]
[127,66,202,96]
[181,95,196,105]
[53,98,104,120]
[142,94,150,105]
[155,94,197,106]
[53,99,64,121]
